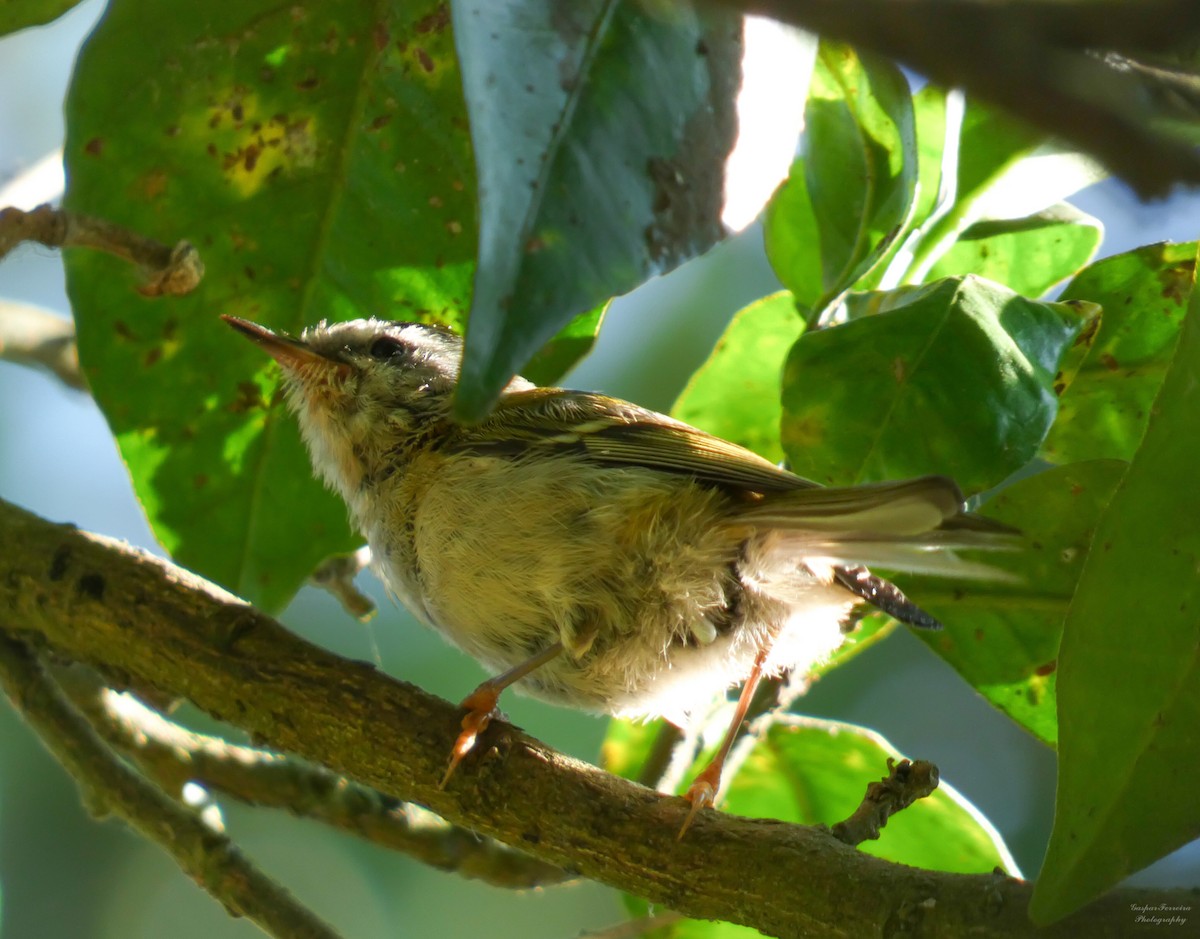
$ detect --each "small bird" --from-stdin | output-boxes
[224,315,1014,833]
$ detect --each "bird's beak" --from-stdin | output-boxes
[221,315,332,371]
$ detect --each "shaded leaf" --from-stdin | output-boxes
[764,42,916,320]
[1031,253,1200,923]
[0,0,83,35]
[63,0,476,611]
[1041,241,1197,464]
[671,291,804,465]
[906,460,1126,747]
[452,0,740,420]
[782,275,1098,492]
[926,204,1103,299]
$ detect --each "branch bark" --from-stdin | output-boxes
[0,496,1190,938]
[0,635,342,939]
[59,670,570,890]
[715,0,1200,197]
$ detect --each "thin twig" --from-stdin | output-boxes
[0,300,84,390]
[308,546,376,621]
[58,670,571,889]
[0,634,342,939]
[0,204,203,296]
[578,910,685,939]
[831,758,941,846]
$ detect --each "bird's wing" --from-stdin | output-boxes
[447,388,819,494]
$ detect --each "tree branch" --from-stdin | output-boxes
[715,0,1200,197]
[0,634,342,939]
[58,669,570,890]
[0,495,1191,938]
[831,758,941,846]
[0,300,84,390]
[0,204,203,296]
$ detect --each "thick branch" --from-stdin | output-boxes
[0,635,341,939]
[0,496,1190,938]
[60,672,569,890]
[716,0,1200,197]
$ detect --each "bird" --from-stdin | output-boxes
[223,314,1015,834]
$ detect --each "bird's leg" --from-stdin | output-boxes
[440,640,565,788]
[679,645,771,837]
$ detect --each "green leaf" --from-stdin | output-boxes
[0,0,83,35]
[1041,241,1197,464]
[520,303,606,387]
[764,42,916,320]
[451,0,740,420]
[781,275,1099,492]
[926,204,1103,299]
[63,1,477,611]
[609,717,1017,937]
[671,291,805,465]
[906,100,1104,283]
[727,719,1018,874]
[858,83,954,292]
[1031,251,1200,924]
[906,460,1126,747]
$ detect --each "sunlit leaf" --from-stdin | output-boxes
[764,42,916,320]
[64,1,475,611]
[521,303,606,387]
[926,204,1103,299]
[906,102,1104,282]
[905,460,1126,746]
[672,291,804,465]
[725,718,1018,873]
[1031,255,1200,924]
[1041,241,1196,464]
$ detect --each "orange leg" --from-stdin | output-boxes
[679,646,771,837]
[439,641,565,789]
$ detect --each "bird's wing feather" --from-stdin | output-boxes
[448,388,818,493]
[449,388,1016,544]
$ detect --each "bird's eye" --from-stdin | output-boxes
[368,337,406,361]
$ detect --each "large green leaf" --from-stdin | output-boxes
[1041,241,1196,464]
[1031,251,1200,923]
[764,42,916,321]
[906,460,1126,747]
[451,0,740,420]
[781,275,1099,492]
[0,0,83,35]
[926,204,1103,299]
[63,0,477,611]
[671,291,805,465]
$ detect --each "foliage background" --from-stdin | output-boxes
[1,3,1199,937]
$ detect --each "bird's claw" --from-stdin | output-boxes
[439,689,501,789]
[679,775,718,838]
